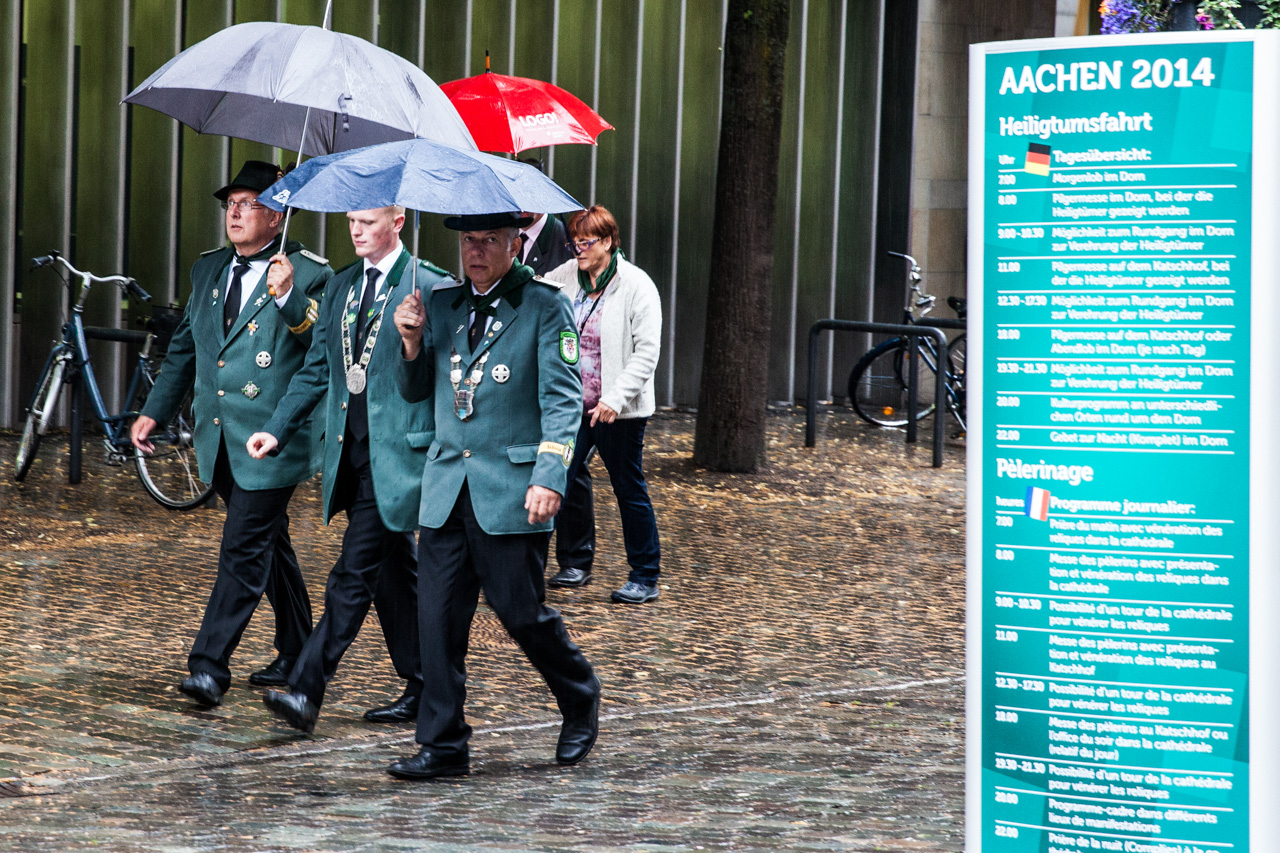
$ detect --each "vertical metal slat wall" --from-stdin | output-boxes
[2,0,887,426]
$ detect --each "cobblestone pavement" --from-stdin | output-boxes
[0,410,966,852]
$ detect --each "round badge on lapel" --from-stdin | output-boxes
[256,351,272,368]
[491,364,511,383]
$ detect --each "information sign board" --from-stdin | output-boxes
[967,32,1280,853]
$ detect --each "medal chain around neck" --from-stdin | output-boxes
[450,346,492,421]
[341,282,390,377]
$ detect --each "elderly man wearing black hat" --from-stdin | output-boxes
[131,160,332,708]
[386,211,600,780]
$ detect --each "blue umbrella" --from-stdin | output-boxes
[258,139,582,215]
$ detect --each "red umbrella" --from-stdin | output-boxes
[440,56,613,155]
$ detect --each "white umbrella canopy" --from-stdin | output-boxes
[124,22,476,156]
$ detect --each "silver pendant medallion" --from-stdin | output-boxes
[345,364,367,395]
[454,388,474,420]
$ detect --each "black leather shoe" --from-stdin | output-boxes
[548,566,593,588]
[387,746,469,780]
[247,656,294,687]
[556,690,600,765]
[263,689,319,734]
[179,672,224,707]
[364,691,419,724]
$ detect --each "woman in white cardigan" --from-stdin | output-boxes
[545,205,664,604]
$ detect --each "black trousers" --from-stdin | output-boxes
[541,459,596,572]
[187,441,313,691]
[415,481,597,756]
[288,433,422,706]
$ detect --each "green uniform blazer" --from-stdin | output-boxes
[261,250,447,533]
[397,267,582,535]
[141,241,332,491]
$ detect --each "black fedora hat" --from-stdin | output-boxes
[214,160,285,201]
[443,212,534,231]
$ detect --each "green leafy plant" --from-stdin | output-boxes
[1101,0,1279,31]
[1196,0,1245,28]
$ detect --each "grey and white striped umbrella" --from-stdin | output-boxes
[124,21,476,156]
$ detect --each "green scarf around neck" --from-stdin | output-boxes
[235,234,287,264]
[452,262,535,317]
[578,248,623,294]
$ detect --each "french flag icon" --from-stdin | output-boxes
[1025,486,1051,521]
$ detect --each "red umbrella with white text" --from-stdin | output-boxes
[440,54,613,155]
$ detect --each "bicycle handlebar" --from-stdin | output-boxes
[125,279,152,303]
[31,251,152,302]
[886,250,919,268]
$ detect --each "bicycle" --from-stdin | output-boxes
[847,251,967,433]
[15,252,215,510]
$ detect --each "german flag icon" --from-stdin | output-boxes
[1025,143,1051,176]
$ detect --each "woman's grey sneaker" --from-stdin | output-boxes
[610,581,659,604]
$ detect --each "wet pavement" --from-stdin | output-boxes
[0,410,966,851]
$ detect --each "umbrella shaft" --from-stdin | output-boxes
[278,104,314,247]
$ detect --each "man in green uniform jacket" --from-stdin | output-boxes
[386,211,600,780]
[131,160,331,707]
[247,205,450,732]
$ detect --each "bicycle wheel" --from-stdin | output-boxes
[14,355,67,481]
[848,338,940,428]
[133,371,215,510]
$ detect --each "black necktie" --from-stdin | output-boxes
[468,309,485,352]
[517,232,528,264]
[357,267,379,347]
[224,261,250,331]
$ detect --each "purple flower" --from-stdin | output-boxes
[1196,12,1215,29]
[1101,0,1160,34]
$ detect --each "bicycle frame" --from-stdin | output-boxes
[844,251,967,436]
[49,271,155,449]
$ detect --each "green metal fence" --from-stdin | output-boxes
[0,0,884,425]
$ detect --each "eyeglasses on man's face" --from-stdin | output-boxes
[565,237,602,255]
[221,200,267,213]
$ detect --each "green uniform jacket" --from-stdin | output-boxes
[142,241,332,491]
[397,267,582,535]
[261,250,447,533]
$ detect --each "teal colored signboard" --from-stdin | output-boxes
[967,33,1278,853]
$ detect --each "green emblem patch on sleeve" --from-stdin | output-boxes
[559,331,580,364]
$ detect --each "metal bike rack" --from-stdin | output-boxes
[805,320,950,468]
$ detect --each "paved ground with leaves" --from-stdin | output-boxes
[0,410,966,851]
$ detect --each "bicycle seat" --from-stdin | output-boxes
[947,295,967,319]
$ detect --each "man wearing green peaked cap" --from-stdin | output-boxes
[386,211,600,780]
[132,160,331,708]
